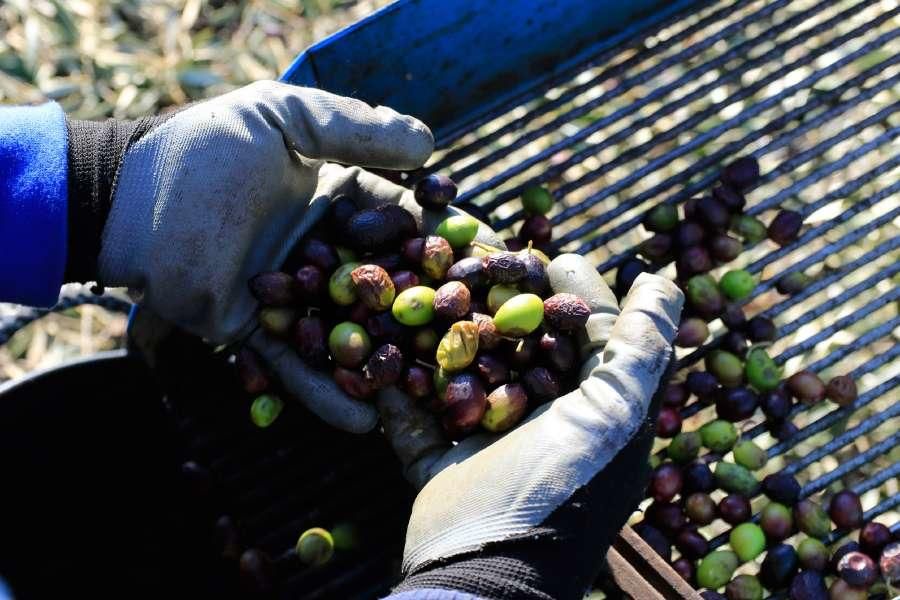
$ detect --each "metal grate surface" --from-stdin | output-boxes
[161,1,899,598]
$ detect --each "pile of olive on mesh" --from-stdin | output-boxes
[623,157,897,600]
[235,174,587,439]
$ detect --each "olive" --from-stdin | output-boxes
[507,335,539,369]
[325,194,357,235]
[715,462,758,496]
[518,251,550,295]
[794,499,831,540]
[634,522,672,561]
[482,253,527,284]
[787,371,826,405]
[329,262,361,306]
[719,269,756,301]
[472,312,503,350]
[686,274,725,319]
[760,388,793,421]
[836,552,877,588]
[831,542,861,572]
[333,366,374,399]
[683,461,716,495]
[760,543,800,590]
[712,183,747,213]
[414,173,457,210]
[706,351,744,387]
[402,237,425,264]
[436,321,480,372]
[643,203,679,233]
[721,302,747,330]
[768,209,803,246]
[236,347,269,395]
[671,557,695,584]
[239,549,275,595]
[708,233,743,263]
[392,286,436,326]
[433,367,450,403]
[345,208,399,252]
[676,528,709,560]
[296,527,334,566]
[721,331,749,359]
[347,301,373,325]
[668,431,701,463]
[730,215,768,244]
[745,347,781,392]
[701,593,726,600]
[442,373,487,439]
[487,284,520,314]
[422,235,455,279]
[715,386,758,421]
[518,214,553,246]
[299,237,340,273]
[250,394,284,428]
[350,264,396,311]
[640,233,674,263]
[326,321,372,368]
[521,185,553,215]
[615,258,650,297]
[746,316,777,342]
[777,271,812,295]
[334,245,358,265]
[828,490,863,530]
[859,521,892,558]
[649,463,683,502]
[368,253,404,272]
[435,215,480,249]
[481,383,529,433]
[697,196,730,231]
[214,515,241,561]
[259,307,298,337]
[797,538,829,572]
[827,579,867,600]
[330,522,359,552]
[686,371,719,399]
[293,316,330,367]
[647,501,686,536]
[762,472,802,505]
[295,265,325,302]
[390,270,420,295]
[403,366,433,399]
[721,157,760,190]
[700,419,738,452]
[475,353,510,387]
[539,331,577,372]
[733,440,767,470]
[447,257,488,290]
[543,293,590,332]
[494,293,545,336]
[675,221,706,247]
[676,245,713,277]
[718,494,751,525]
[730,522,766,562]
[683,197,699,220]
[683,493,715,527]
[503,237,526,252]
[725,574,763,600]
[879,541,900,583]
[760,502,794,541]
[250,271,297,306]
[656,407,683,438]
[789,570,827,600]
[696,551,739,590]
[522,367,560,403]
[825,375,857,407]
[412,327,439,358]
[675,318,708,348]
[773,421,799,444]
[433,281,471,321]
[364,344,404,389]
[663,382,689,407]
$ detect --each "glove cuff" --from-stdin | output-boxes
[64,115,169,284]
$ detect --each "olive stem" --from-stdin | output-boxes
[515,339,525,353]
[415,358,437,370]
[470,241,502,254]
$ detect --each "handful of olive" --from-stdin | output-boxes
[237,174,589,439]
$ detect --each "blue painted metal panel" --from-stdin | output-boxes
[282,0,704,144]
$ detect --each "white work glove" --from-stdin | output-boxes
[381,255,683,599]
[86,81,498,433]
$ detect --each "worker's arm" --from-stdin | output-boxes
[379,256,683,600]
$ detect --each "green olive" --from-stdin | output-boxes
[327,321,372,368]
[667,431,702,463]
[250,394,284,428]
[729,523,766,562]
[697,550,739,589]
[392,286,436,326]
[733,440,767,470]
[329,262,361,306]
[487,284,520,314]
[700,419,738,452]
[296,527,334,566]
[435,321,480,372]
[745,347,781,392]
[715,461,759,496]
[521,186,553,215]
[492,294,544,336]
[719,269,756,301]
[435,215,480,249]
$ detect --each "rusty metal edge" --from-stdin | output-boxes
[608,526,703,600]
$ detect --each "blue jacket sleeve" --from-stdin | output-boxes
[384,590,483,600]
[0,103,68,307]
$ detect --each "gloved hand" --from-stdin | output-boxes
[380,255,683,599]
[68,80,500,433]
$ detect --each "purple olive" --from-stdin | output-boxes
[518,251,550,295]
[682,461,716,495]
[403,366,433,399]
[475,353,510,387]
[760,388,793,421]
[402,237,425,264]
[521,367,560,403]
[663,383,689,407]
[675,317,710,347]
[507,336,539,369]
[391,270,420,294]
[294,265,325,302]
[831,542,861,573]
[718,494,751,525]
[675,221,706,247]
[615,257,650,297]
[634,522,671,561]
[827,579,867,600]
[442,373,487,439]
[647,501,686,536]
[686,371,719,400]
[760,543,799,590]
[715,386,758,422]
[788,570,827,600]
[675,528,709,560]
[721,302,747,330]
[539,331,577,372]
[685,493,717,525]
[518,214,552,246]
[293,316,330,367]
[721,331,749,359]
[676,246,713,277]
[768,209,803,246]
[299,238,340,273]
[708,233,743,263]
[656,407,683,438]
[712,183,746,213]
[787,371,826,406]
[640,233,674,263]
[746,316,777,342]
[769,419,799,441]
[762,472,801,505]
[446,257,488,290]
[859,521,892,558]
[760,502,795,541]
[828,490,863,530]
[649,463,683,503]
[325,194,357,235]
[365,312,408,346]
[696,197,730,231]
[837,552,878,588]
[250,271,298,306]
[721,157,760,190]
[414,174,457,210]
[671,557,695,584]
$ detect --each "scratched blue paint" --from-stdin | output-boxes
[281,0,704,144]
